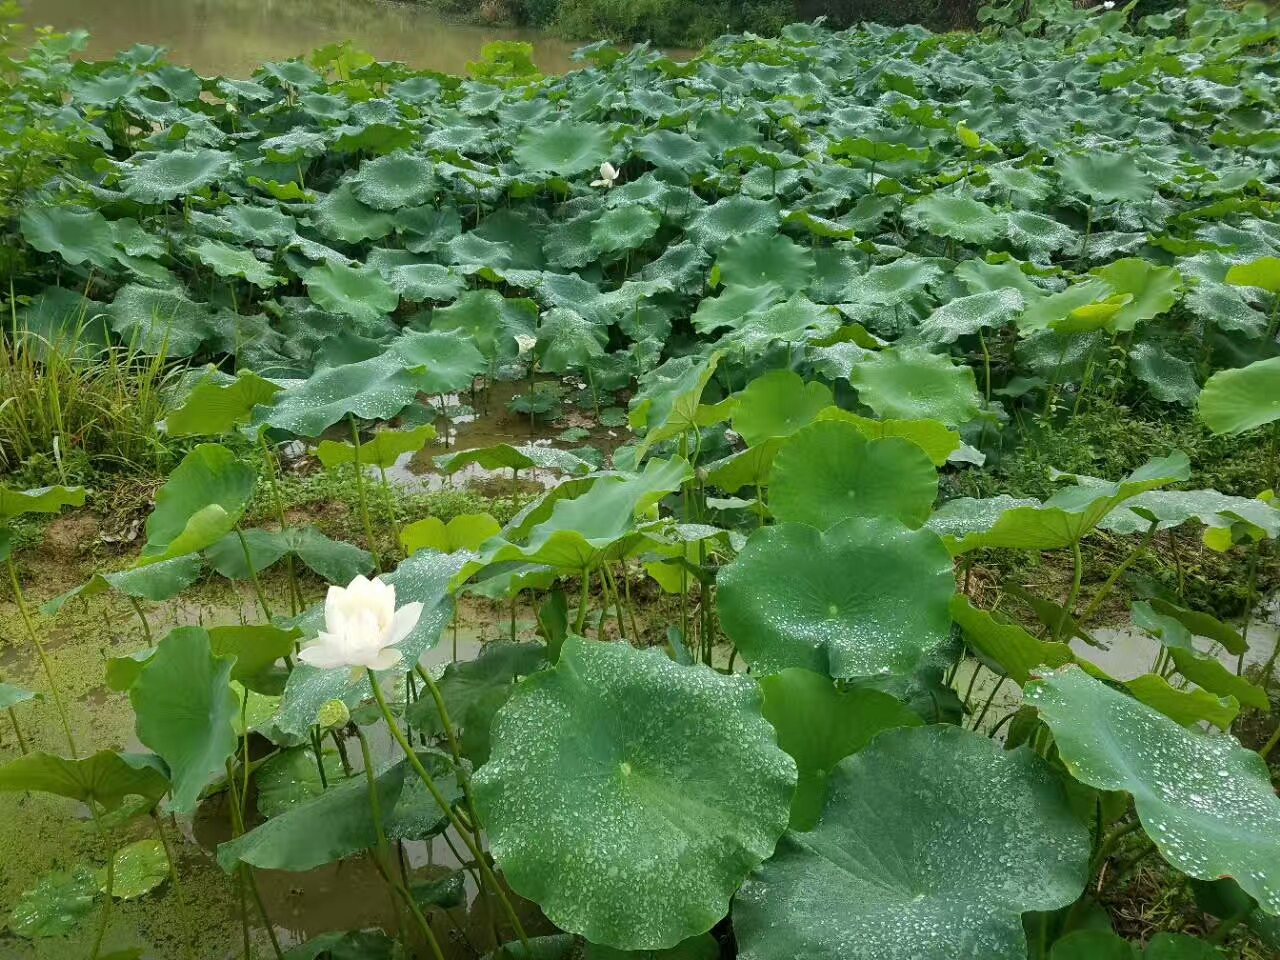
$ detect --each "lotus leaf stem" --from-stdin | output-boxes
[127,596,153,646]
[1055,540,1084,641]
[349,415,382,573]
[89,805,114,960]
[260,432,301,616]
[1078,518,1159,625]
[235,528,274,621]
[6,706,27,754]
[152,812,195,960]
[6,556,77,757]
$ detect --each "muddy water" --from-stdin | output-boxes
[23,0,586,77]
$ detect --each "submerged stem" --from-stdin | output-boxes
[89,805,114,960]
[153,812,195,960]
[128,596,153,646]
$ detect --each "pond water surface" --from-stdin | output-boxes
[23,0,586,76]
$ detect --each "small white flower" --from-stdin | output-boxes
[591,161,619,189]
[1102,2,1115,8]
[515,334,538,356]
[297,575,422,672]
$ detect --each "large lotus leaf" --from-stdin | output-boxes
[1125,673,1238,731]
[165,368,282,437]
[848,347,983,426]
[514,120,611,176]
[0,751,169,811]
[1026,666,1280,914]
[391,330,487,394]
[119,149,235,203]
[768,420,937,530]
[14,286,109,358]
[0,484,85,521]
[1052,930,1224,960]
[734,726,1090,960]
[1225,256,1280,294]
[634,128,714,174]
[434,443,594,477]
[629,353,720,434]
[6,868,99,937]
[255,747,346,818]
[1089,259,1183,332]
[107,283,217,356]
[759,668,921,830]
[317,424,437,470]
[189,239,281,288]
[486,934,719,960]
[951,596,1074,685]
[925,495,1042,553]
[205,526,373,585]
[310,183,396,244]
[473,636,796,950]
[347,151,436,210]
[534,308,607,373]
[717,518,954,679]
[904,193,1005,246]
[690,283,785,336]
[917,288,1025,343]
[218,761,405,872]
[1018,278,1115,334]
[685,195,782,250]
[731,370,833,447]
[813,409,960,466]
[366,249,465,302]
[843,258,944,310]
[401,513,502,557]
[142,444,256,561]
[264,352,433,437]
[20,206,115,268]
[1057,152,1155,204]
[1130,342,1199,407]
[42,554,205,617]
[431,290,538,359]
[302,262,399,325]
[223,204,297,245]
[129,625,237,813]
[713,234,815,293]
[1197,357,1280,435]
[591,205,662,256]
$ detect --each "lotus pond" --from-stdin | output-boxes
[4,0,1280,958]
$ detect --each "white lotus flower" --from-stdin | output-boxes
[297,575,422,671]
[591,161,619,189]
[515,334,538,356]
[1102,1,1115,8]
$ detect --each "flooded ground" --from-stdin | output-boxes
[22,0,587,76]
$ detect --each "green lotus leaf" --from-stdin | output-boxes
[405,640,547,765]
[843,257,945,309]
[1168,648,1268,712]
[366,249,465,302]
[255,747,347,818]
[141,444,256,561]
[310,183,396,244]
[101,839,168,900]
[42,554,205,617]
[0,751,169,811]
[848,347,982,426]
[629,353,720,433]
[401,513,502,555]
[634,129,714,173]
[759,668,922,830]
[685,195,782,250]
[288,931,399,960]
[536,308,608,373]
[1197,356,1280,435]
[813,409,960,466]
[205,623,300,688]
[488,934,719,960]
[768,420,937,530]
[1224,256,1280,294]
[903,193,1005,246]
[784,209,857,240]
[218,760,406,872]
[474,636,796,950]
[917,288,1025,343]
[204,526,374,585]
[731,370,833,447]
[514,120,611,176]
[189,238,282,288]
[718,518,954,679]
[1016,278,1113,334]
[119,149,235,203]
[734,726,1089,960]
[950,595,1074,685]
[1130,342,1199,407]
[20,206,115,268]
[106,283,218,356]
[1057,152,1156,204]
[592,205,662,256]
[129,625,238,813]
[1089,259,1183,332]
[346,151,436,210]
[6,868,99,938]
[265,352,434,437]
[433,443,594,478]
[392,330,487,393]
[926,495,1041,553]
[431,290,538,359]
[1005,210,1079,259]
[1052,931,1223,960]
[0,484,85,521]
[302,261,399,325]
[1124,673,1238,731]
[165,368,282,437]
[317,424,437,470]
[690,283,786,336]
[1026,665,1280,914]
[14,286,109,358]
[713,233,815,293]
[331,121,416,156]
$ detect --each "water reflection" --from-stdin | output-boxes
[23,0,586,76]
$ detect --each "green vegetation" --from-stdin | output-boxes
[3,0,1280,958]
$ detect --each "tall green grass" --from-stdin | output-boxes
[0,302,181,480]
